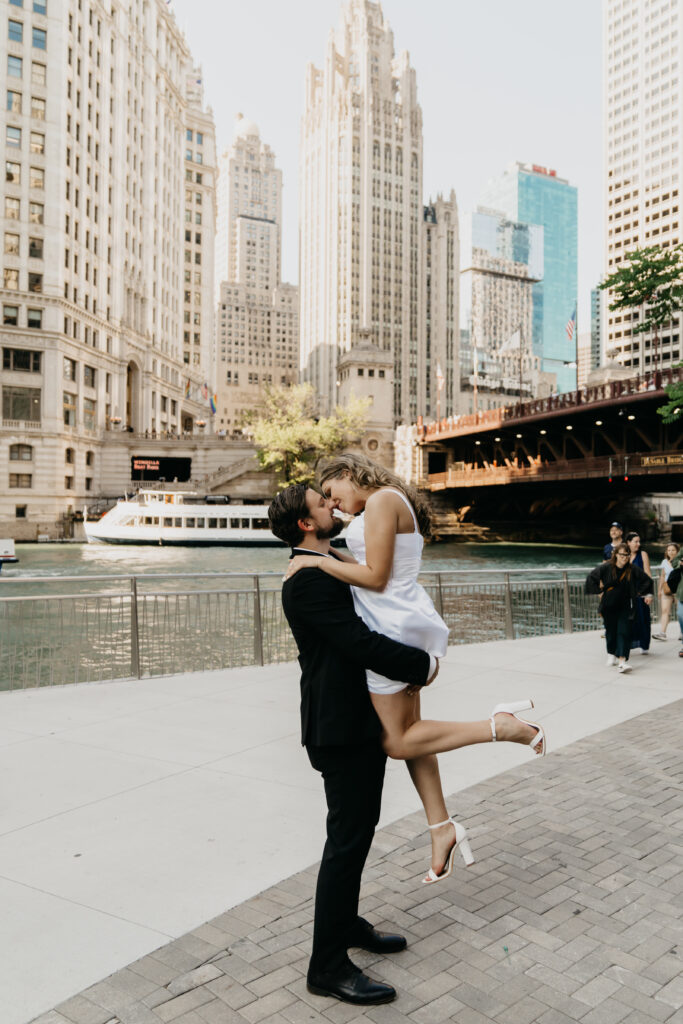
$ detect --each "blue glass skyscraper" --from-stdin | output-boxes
[479,163,578,393]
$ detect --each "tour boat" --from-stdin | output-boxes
[0,539,19,573]
[83,490,284,546]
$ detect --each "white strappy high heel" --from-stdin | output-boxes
[422,817,475,884]
[490,699,546,757]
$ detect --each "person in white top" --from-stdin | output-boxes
[653,541,680,640]
[285,452,546,885]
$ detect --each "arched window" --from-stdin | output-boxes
[85,450,94,466]
[9,443,32,461]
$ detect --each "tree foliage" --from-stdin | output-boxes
[599,244,683,339]
[657,364,683,423]
[245,383,371,487]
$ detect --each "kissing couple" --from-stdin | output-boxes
[268,451,546,1006]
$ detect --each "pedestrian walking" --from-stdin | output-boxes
[586,543,654,673]
[625,532,652,652]
[653,541,680,640]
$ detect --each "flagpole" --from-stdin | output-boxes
[518,322,523,413]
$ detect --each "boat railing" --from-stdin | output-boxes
[0,568,664,691]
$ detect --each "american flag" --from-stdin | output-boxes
[436,362,445,391]
[565,305,577,341]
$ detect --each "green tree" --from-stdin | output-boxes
[599,244,683,373]
[246,382,371,487]
[657,364,683,423]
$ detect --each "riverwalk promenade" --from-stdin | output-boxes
[1,631,681,1024]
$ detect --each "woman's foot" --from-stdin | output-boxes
[492,710,543,749]
[424,817,474,884]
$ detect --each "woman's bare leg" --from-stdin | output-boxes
[400,693,455,875]
[371,690,539,762]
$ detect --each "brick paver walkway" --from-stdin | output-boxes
[34,700,683,1024]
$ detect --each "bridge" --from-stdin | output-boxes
[416,366,683,494]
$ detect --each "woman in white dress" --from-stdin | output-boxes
[285,453,545,884]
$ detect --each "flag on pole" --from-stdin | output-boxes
[201,383,209,400]
[500,329,521,353]
[184,379,191,398]
[565,306,577,341]
[436,362,445,391]
[209,393,217,415]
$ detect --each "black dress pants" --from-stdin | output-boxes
[306,738,386,975]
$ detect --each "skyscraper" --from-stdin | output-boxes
[299,0,425,425]
[479,162,578,393]
[214,117,298,431]
[459,207,549,412]
[590,286,602,371]
[422,193,459,420]
[1,0,215,537]
[604,0,682,372]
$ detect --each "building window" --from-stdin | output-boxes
[84,396,96,430]
[33,0,47,13]
[8,20,24,43]
[2,386,41,421]
[29,166,44,189]
[5,197,20,219]
[85,477,92,491]
[85,450,94,466]
[196,132,203,146]
[63,357,76,380]
[29,201,43,223]
[28,236,42,258]
[6,90,22,113]
[6,126,21,148]
[10,0,24,7]
[64,447,74,463]
[64,476,73,490]
[30,96,45,120]
[10,474,32,488]
[186,129,192,141]
[31,61,46,85]
[32,27,46,49]
[30,132,44,153]
[8,56,23,78]
[6,160,20,184]
[63,392,76,426]
[3,347,41,371]
[28,272,42,292]
[27,307,42,329]
[83,365,96,387]
[15,505,27,518]
[10,443,32,461]
[3,306,19,326]
[4,269,19,290]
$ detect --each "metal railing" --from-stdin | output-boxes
[0,568,663,691]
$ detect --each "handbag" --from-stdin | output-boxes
[667,566,682,595]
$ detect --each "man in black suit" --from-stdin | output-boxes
[268,484,436,1007]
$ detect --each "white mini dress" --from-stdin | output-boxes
[345,488,450,695]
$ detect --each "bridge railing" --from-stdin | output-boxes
[0,569,664,691]
[418,365,683,441]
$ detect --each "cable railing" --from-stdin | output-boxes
[0,568,664,691]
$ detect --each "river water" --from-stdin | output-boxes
[3,539,603,579]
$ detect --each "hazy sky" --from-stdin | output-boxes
[171,0,602,329]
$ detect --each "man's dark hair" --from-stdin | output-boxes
[268,484,310,547]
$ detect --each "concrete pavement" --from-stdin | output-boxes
[0,629,681,1024]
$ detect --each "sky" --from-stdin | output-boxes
[170,0,603,331]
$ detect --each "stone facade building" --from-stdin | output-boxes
[0,0,216,538]
[214,117,298,431]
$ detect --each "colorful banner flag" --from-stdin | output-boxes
[209,393,217,415]
[201,383,209,400]
[184,379,191,398]
[436,362,445,391]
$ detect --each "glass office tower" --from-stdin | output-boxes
[480,163,578,393]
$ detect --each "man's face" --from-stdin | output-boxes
[301,488,344,540]
[610,526,622,542]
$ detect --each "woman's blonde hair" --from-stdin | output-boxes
[318,451,432,538]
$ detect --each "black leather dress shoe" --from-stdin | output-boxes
[348,917,407,954]
[307,963,396,1005]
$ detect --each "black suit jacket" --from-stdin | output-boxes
[281,549,431,747]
